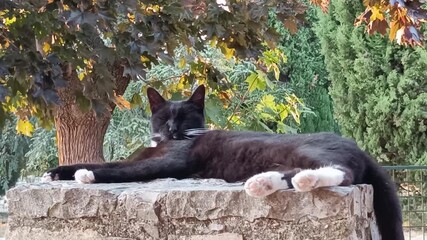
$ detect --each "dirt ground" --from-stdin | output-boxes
[0,222,424,239]
[0,222,6,238]
[405,230,426,240]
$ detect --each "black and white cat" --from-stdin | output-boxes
[42,85,404,240]
[147,86,206,146]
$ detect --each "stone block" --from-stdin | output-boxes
[5,179,379,240]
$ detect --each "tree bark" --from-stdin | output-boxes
[55,60,130,165]
[55,110,111,165]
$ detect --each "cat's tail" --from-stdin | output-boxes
[363,159,404,240]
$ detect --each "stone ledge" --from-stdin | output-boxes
[6,179,379,240]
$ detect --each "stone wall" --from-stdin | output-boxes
[6,179,379,240]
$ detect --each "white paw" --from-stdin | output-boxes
[244,172,288,198]
[292,170,319,192]
[74,169,95,184]
[41,172,54,182]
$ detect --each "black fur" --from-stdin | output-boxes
[45,86,404,240]
[148,85,205,143]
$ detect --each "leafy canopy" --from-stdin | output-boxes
[0,0,306,131]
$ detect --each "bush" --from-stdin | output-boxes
[0,118,29,194]
[103,81,152,161]
[315,0,427,165]
[22,127,58,177]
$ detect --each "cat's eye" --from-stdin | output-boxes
[156,115,169,122]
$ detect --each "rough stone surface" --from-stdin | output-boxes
[6,179,380,240]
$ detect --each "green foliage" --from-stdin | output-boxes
[273,6,339,133]
[22,127,58,177]
[103,81,152,161]
[316,0,427,165]
[0,118,29,195]
[144,46,306,133]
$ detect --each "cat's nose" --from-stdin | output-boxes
[169,126,180,139]
[169,125,178,136]
[169,125,177,132]
[167,120,178,132]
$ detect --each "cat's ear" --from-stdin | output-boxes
[147,87,166,113]
[188,85,205,108]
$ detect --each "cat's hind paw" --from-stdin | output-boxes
[244,172,288,198]
[291,170,319,192]
[74,169,95,184]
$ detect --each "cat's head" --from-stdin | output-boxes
[147,85,206,144]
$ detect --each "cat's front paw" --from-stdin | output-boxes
[41,172,57,182]
[244,172,288,198]
[41,166,75,181]
[292,170,319,192]
[74,169,95,184]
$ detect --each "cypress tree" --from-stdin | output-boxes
[277,7,339,133]
[316,0,427,165]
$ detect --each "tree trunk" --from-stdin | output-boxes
[55,110,110,165]
[55,61,130,165]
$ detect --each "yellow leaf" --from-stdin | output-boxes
[0,40,10,49]
[218,42,235,60]
[245,71,267,93]
[261,94,276,111]
[5,16,16,26]
[83,58,93,69]
[228,115,242,125]
[389,20,402,41]
[370,6,384,21]
[16,119,34,137]
[140,55,150,63]
[178,58,186,68]
[127,13,135,23]
[151,4,160,12]
[162,89,172,99]
[78,71,85,81]
[259,112,275,121]
[43,42,51,53]
[273,65,280,80]
[113,94,131,110]
[277,104,289,121]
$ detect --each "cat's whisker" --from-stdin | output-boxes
[151,133,162,138]
[184,128,211,137]
[184,128,209,132]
